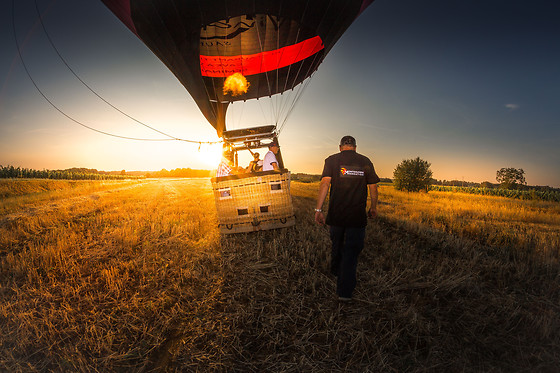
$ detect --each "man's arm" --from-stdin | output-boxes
[271,153,280,170]
[368,183,378,218]
[315,176,331,225]
[264,152,280,170]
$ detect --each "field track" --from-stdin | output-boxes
[1,178,559,372]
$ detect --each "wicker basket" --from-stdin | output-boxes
[211,170,295,234]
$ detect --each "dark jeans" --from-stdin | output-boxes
[329,225,366,298]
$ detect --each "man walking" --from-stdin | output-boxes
[315,135,380,301]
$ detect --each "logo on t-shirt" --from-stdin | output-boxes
[340,166,365,177]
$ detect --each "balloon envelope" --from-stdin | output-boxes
[101,0,375,137]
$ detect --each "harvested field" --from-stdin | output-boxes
[1,178,559,372]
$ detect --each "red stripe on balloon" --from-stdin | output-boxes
[200,36,324,78]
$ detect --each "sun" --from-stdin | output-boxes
[196,143,224,169]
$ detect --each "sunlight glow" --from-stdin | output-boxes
[196,143,224,169]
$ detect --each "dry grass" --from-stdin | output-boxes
[380,187,560,261]
[0,179,143,215]
[1,179,559,372]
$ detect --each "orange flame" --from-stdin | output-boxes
[223,73,250,96]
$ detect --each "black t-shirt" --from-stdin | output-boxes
[321,150,380,227]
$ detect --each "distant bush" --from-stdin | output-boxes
[496,167,526,189]
[291,173,321,183]
[393,157,433,192]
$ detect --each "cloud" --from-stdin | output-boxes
[505,103,519,111]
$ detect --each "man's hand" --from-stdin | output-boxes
[315,177,331,226]
[368,184,378,219]
[315,211,326,225]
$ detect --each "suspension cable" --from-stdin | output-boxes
[33,0,186,140]
[277,72,315,135]
[13,0,221,144]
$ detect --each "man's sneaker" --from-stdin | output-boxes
[338,296,352,302]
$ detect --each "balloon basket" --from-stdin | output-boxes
[211,170,295,234]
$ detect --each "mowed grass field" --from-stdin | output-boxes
[1,178,559,372]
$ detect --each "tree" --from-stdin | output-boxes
[496,168,526,189]
[393,157,433,192]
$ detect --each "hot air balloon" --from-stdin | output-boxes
[101,0,374,233]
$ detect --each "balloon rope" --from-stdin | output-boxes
[12,0,220,144]
[276,0,317,134]
[277,73,315,135]
[32,0,186,141]
[257,15,275,125]
[195,0,225,133]
[278,0,327,134]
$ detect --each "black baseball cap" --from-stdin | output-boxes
[340,135,356,146]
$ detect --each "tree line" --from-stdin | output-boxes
[0,165,142,180]
[428,185,560,202]
[145,168,212,178]
[0,165,211,180]
[391,158,559,201]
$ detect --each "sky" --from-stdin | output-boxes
[1,0,559,187]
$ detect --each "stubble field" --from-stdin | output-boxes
[1,178,559,372]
